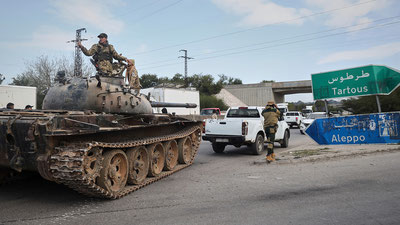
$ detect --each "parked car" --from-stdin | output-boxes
[300,112,329,134]
[284,111,303,128]
[202,106,290,155]
[200,108,221,116]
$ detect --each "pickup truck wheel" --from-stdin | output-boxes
[251,134,264,155]
[280,130,289,148]
[212,143,226,153]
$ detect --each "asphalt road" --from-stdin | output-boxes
[1,131,399,225]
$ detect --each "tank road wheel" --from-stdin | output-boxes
[127,147,149,185]
[99,150,129,194]
[0,169,10,185]
[148,143,165,177]
[83,147,103,183]
[190,129,201,148]
[178,137,193,164]
[163,140,179,171]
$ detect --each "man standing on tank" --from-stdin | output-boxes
[78,33,131,75]
[262,101,281,162]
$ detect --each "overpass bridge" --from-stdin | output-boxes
[221,80,312,106]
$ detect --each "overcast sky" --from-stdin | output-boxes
[1,0,399,102]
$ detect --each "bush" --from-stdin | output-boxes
[200,94,228,110]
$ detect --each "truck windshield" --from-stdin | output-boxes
[226,109,260,118]
[277,108,287,114]
[201,109,216,115]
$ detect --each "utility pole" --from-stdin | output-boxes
[67,28,87,77]
[179,49,193,87]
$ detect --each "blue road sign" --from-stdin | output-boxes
[305,112,400,145]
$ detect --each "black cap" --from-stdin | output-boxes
[97,33,108,38]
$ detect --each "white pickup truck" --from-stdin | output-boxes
[284,111,303,128]
[202,106,290,155]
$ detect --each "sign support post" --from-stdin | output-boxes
[324,100,329,114]
[375,95,381,113]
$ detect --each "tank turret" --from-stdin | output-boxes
[43,74,196,114]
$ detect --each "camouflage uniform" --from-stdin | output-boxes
[126,59,141,89]
[262,105,280,158]
[81,41,127,75]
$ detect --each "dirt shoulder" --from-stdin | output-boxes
[257,142,400,164]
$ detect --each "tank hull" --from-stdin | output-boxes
[0,110,202,198]
[1,74,202,198]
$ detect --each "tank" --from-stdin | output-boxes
[0,72,202,199]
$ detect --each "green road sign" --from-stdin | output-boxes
[311,65,400,100]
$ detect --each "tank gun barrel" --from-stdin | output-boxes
[150,102,197,108]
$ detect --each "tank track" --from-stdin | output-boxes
[49,125,201,199]
[0,170,13,186]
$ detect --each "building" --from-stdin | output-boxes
[0,85,36,109]
[141,87,200,115]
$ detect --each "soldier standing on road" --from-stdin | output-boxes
[262,101,281,162]
[78,33,132,75]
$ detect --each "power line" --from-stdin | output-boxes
[132,0,184,23]
[192,15,400,58]
[109,0,180,20]
[138,15,400,68]
[117,0,164,17]
[140,32,400,69]
[134,0,380,55]
[191,20,400,62]
[139,19,400,70]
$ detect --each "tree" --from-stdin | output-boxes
[314,100,326,112]
[261,80,275,83]
[217,74,242,85]
[140,74,159,88]
[10,55,94,109]
[341,87,400,114]
[200,94,228,110]
[288,101,306,111]
[171,73,185,86]
[138,73,242,108]
[0,73,5,84]
[194,74,223,95]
